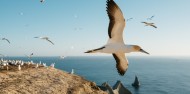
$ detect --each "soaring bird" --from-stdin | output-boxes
[147,15,155,20]
[1,38,10,44]
[85,0,149,76]
[40,0,45,3]
[142,22,157,28]
[34,36,54,45]
[25,53,34,59]
[126,18,133,22]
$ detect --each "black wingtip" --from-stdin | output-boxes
[84,51,92,53]
[118,70,126,76]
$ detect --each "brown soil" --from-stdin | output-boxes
[0,67,107,94]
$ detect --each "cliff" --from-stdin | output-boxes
[0,67,107,94]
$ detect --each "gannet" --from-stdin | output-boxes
[25,53,33,59]
[147,15,155,20]
[18,65,21,71]
[142,22,157,28]
[34,36,54,45]
[126,18,133,22]
[40,0,45,3]
[1,38,10,44]
[85,0,149,76]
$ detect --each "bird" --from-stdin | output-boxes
[25,53,33,59]
[50,63,55,68]
[147,15,155,20]
[1,38,10,44]
[59,56,65,59]
[142,22,157,28]
[85,0,149,76]
[40,0,45,3]
[35,63,39,68]
[70,69,74,74]
[18,65,21,71]
[34,36,54,45]
[126,18,133,22]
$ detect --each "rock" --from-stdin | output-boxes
[0,67,107,94]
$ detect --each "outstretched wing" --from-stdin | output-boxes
[106,0,126,44]
[151,24,157,28]
[2,38,10,44]
[46,39,54,45]
[5,39,10,44]
[112,53,128,76]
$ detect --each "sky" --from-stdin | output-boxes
[0,0,190,56]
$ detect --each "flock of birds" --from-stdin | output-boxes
[0,36,54,45]
[0,58,75,74]
[0,59,55,71]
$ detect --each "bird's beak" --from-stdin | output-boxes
[140,49,149,54]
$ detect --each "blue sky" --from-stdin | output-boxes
[0,0,190,56]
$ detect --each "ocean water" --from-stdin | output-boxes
[2,56,190,94]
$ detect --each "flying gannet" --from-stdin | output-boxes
[34,36,54,45]
[147,15,155,20]
[85,0,149,76]
[142,22,157,28]
[40,0,45,3]
[1,38,10,44]
[126,18,133,22]
[25,53,33,59]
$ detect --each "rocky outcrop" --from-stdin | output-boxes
[0,67,107,94]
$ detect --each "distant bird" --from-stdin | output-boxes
[142,22,157,28]
[70,69,74,74]
[18,65,21,71]
[126,18,133,22]
[34,36,54,45]
[42,63,46,67]
[85,0,149,76]
[40,0,45,3]
[25,53,33,59]
[147,15,155,20]
[35,63,39,68]
[50,63,55,68]
[1,38,10,44]
[59,56,65,59]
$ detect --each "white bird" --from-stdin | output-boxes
[35,63,39,68]
[142,22,157,28]
[18,65,21,71]
[42,63,46,67]
[1,38,10,44]
[34,36,54,45]
[147,15,155,20]
[59,56,65,59]
[25,53,33,59]
[126,18,133,22]
[50,63,55,68]
[85,0,149,76]
[70,69,74,74]
[40,0,45,3]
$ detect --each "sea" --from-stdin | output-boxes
[2,56,190,94]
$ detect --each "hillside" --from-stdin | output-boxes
[0,67,107,94]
